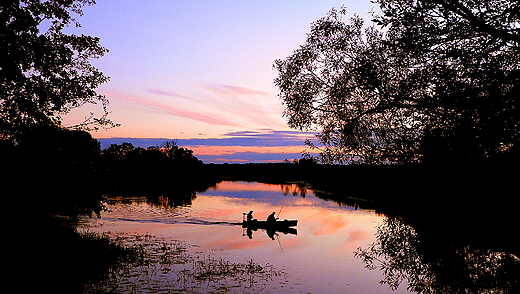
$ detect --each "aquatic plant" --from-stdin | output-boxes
[83,232,286,293]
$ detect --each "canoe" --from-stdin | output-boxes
[242,219,298,228]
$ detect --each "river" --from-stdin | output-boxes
[81,181,412,293]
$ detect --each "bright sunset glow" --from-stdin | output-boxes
[61,0,375,162]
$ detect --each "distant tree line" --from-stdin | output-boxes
[98,140,220,200]
[3,124,217,218]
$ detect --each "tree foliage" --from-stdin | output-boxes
[6,125,106,217]
[101,141,202,167]
[0,0,115,140]
[98,141,208,198]
[275,1,519,165]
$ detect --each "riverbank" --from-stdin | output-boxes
[205,164,519,292]
[204,163,518,254]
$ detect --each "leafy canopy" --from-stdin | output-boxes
[275,1,519,165]
[0,0,116,139]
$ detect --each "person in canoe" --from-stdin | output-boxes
[246,211,254,222]
[266,212,278,223]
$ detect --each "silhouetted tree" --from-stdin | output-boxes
[373,0,520,165]
[103,142,136,160]
[161,140,202,165]
[98,141,206,197]
[0,0,116,140]
[100,141,201,169]
[275,2,519,165]
[8,125,105,217]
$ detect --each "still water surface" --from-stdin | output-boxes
[83,181,411,293]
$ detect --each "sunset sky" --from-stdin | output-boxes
[62,0,376,163]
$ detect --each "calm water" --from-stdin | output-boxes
[82,181,411,293]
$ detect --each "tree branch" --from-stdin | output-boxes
[434,0,520,44]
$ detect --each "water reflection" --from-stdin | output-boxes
[355,217,520,294]
[86,181,400,293]
[242,225,298,240]
[90,180,519,293]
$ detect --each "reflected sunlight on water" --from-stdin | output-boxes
[84,181,412,293]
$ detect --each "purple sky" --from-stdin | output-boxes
[61,0,376,162]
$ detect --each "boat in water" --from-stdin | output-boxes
[242,219,298,228]
[242,218,298,236]
[241,211,298,238]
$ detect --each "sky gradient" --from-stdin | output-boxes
[62,0,375,162]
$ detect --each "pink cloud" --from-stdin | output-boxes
[144,82,285,128]
[202,84,270,96]
[223,85,269,96]
[192,83,286,128]
[170,80,270,97]
[104,81,288,130]
[147,88,193,100]
[107,90,242,126]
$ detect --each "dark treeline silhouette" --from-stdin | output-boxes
[5,125,105,217]
[98,140,220,198]
[3,125,219,217]
[3,125,220,293]
[4,125,120,293]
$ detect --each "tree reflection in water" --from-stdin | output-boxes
[355,217,519,293]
